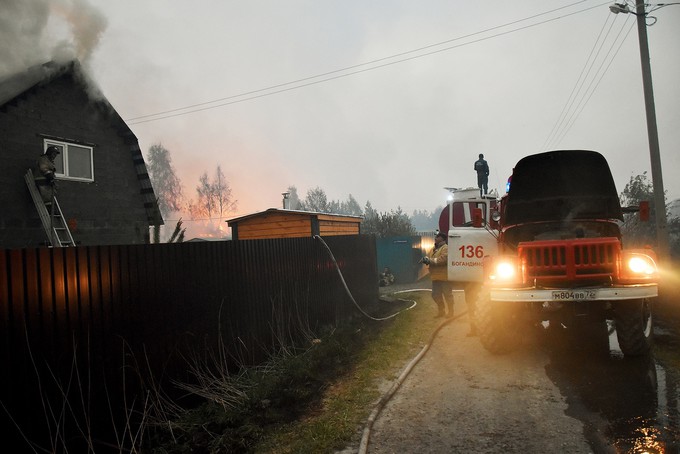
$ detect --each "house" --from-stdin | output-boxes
[226,208,362,240]
[0,60,161,248]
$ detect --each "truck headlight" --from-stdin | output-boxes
[628,256,655,275]
[620,251,658,281]
[489,257,520,283]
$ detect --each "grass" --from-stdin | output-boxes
[141,290,437,453]
[18,283,679,452]
[252,291,437,453]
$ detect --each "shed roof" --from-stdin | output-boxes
[226,208,363,225]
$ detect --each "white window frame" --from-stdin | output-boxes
[43,139,95,182]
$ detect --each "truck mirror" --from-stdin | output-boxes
[473,208,483,227]
[639,201,650,222]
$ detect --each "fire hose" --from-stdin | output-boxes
[313,235,416,320]
[313,235,468,453]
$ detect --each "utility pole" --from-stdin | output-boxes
[634,0,670,264]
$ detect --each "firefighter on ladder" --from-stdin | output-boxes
[36,145,60,201]
[36,145,61,245]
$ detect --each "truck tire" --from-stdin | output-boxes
[476,291,521,354]
[614,298,653,356]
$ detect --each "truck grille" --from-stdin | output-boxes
[518,237,620,285]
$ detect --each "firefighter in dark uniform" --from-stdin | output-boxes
[36,145,60,202]
[474,153,489,196]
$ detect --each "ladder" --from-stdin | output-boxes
[24,169,75,247]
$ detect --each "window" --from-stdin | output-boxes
[43,140,94,182]
[452,202,487,227]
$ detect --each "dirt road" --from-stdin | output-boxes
[360,292,678,453]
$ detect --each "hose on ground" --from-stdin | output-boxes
[314,235,417,321]
[358,300,468,454]
[313,235,468,453]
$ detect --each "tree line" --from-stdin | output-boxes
[145,143,679,257]
[144,144,444,241]
[283,185,441,237]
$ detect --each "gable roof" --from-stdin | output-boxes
[0,60,163,226]
[1,60,74,106]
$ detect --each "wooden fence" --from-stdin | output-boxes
[0,234,377,449]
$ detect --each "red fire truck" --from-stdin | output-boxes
[439,150,658,356]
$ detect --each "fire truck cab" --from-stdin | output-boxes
[475,150,658,357]
[438,187,499,303]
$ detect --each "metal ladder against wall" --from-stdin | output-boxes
[24,169,75,247]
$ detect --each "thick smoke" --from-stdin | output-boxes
[0,0,107,79]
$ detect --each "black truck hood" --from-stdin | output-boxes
[504,150,623,226]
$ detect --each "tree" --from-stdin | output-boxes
[189,172,214,219]
[146,143,184,218]
[379,207,417,237]
[362,201,379,234]
[291,186,363,216]
[362,204,416,237]
[341,194,363,216]
[167,218,186,243]
[620,172,680,259]
[213,165,237,219]
[188,165,237,221]
[301,186,329,213]
[411,207,443,232]
[364,201,377,219]
[327,199,341,214]
[152,218,186,243]
[620,172,659,249]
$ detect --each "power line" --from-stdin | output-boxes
[126,0,596,122]
[552,18,636,146]
[543,13,635,149]
[127,0,610,125]
[541,12,616,150]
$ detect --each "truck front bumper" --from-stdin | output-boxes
[490,284,658,302]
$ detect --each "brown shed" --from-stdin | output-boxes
[227,208,362,240]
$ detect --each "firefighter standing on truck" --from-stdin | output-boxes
[423,232,453,318]
[474,153,489,196]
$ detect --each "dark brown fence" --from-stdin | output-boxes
[0,234,377,449]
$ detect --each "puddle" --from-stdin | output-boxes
[542,321,680,453]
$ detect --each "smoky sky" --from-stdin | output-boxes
[2,0,679,237]
[0,0,106,78]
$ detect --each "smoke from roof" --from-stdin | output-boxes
[0,0,107,79]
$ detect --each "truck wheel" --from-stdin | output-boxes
[614,299,653,356]
[476,291,520,354]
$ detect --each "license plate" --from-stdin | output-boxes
[551,290,596,301]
